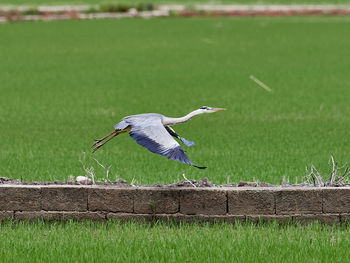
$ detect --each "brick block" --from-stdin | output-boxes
[15,211,106,221]
[276,189,322,215]
[323,188,350,213]
[228,189,275,215]
[0,186,41,211]
[41,186,87,211]
[180,189,226,215]
[88,188,134,212]
[134,189,179,214]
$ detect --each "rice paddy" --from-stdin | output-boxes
[1,17,349,185]
[1,220,350,263]
[1,15,350,263]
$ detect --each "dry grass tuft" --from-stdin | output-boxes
[303,156,350,187]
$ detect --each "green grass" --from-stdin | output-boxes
[1,0,350,6]
[1,17,350,185]
[1,17,350,263]
[0,220,350,262]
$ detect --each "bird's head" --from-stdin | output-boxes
[199,106,226,113]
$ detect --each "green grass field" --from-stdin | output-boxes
[1,17,350,185]
[1,15,350,263]
[0,221,350,262]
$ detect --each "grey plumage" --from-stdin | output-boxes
[116,114,200,167]
[92,107,226,169]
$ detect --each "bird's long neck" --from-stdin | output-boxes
[162,109,203,126]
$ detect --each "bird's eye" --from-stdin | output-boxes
[200,106,208,110]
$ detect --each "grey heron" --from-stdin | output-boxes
[92,106,226,169]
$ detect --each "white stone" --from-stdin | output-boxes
[128,8,138,15]
[76,176,92,184]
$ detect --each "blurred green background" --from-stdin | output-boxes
[1,17,349,184]
[1,3,350,263]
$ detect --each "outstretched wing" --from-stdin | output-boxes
[127,117,201,167]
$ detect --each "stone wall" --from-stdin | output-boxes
[1,185,349,223]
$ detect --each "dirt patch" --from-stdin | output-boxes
[178,9,350,17]
[0,176,276,187]
[0,177,132,187]
[3,176,349,188]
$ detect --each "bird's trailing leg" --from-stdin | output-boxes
[91,130,117,148]
[92,130,128,153]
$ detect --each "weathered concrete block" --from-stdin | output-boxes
[134,189,179,214]
[15,211,106,221]
[293,214,340,224]
[5,185,349,224]
[0,211,13,220]
[228,189,275,215]
[41,186,87,211]
[180,189,226,215]
[276,189,322,215]
[88,188,134,212]
[323,188,350,213]
[107,213,152,222]
[0,186,41,211]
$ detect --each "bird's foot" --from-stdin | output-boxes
[91,130,117,148]
[91,139,103,148]
[92,143,103,153]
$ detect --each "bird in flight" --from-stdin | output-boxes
[92,106,226,169]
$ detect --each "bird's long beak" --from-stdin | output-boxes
[212,108,226,112]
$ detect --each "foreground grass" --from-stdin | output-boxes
[0,220,349,262]
[1,17,350,184]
